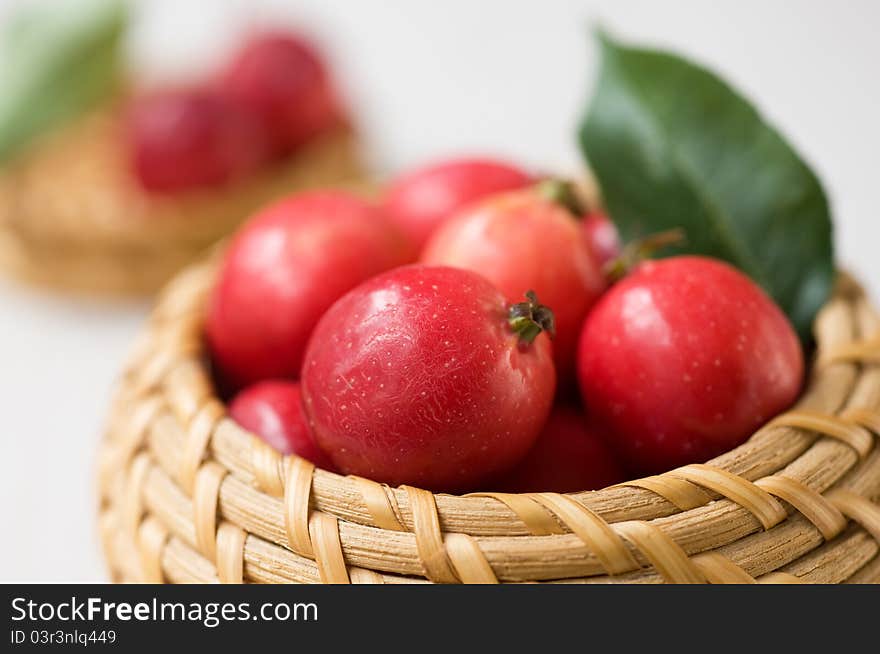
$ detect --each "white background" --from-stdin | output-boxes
[1,0,878,581]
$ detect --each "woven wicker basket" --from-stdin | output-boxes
[0,105,362,296]
[97,253,880,584]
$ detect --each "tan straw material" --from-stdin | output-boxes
[97,264,880,583]
[0,103,365,296]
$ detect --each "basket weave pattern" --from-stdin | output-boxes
[0,107,362,295]
[97,259,880,583]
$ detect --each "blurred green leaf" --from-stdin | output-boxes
[0,0,127,162]
[580,32,834,342]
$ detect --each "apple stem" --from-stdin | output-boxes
[508,291,556,344]
[604,228,687,281]
[535,178,585,217]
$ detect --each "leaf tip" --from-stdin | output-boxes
[590,24,617,50]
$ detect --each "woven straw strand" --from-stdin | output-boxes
[137,517,169,583]
[754,475,847,540]
[284,457,315,558]
[308,513,351,584]
[530,493,639,575]
[821,335,880,366]
[352,476,407,532]
[404,486,459,583]
[193,461,227,562]
[122,453,152,539]
[123,395,164,459]
[670,464,787,530]
[444,533,499,584]
[252,440,285,498]
[692,553,757,584]
[216,523,246,584]
[842,407,880,438]
[178,400,224,494]
[758,572,804,584]
[771,410,873,459]
[828,490,880,543]
[618,476,712,511]
[349,567,386,584]
[468,492,565,536]
[617,521,706,584]
[163,359,213,425]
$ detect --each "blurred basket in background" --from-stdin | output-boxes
[0,105,363,296]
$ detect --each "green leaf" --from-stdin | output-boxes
[0,0,127,163]
[579,31,834,341]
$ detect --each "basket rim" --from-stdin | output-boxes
[98,257,880,583]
